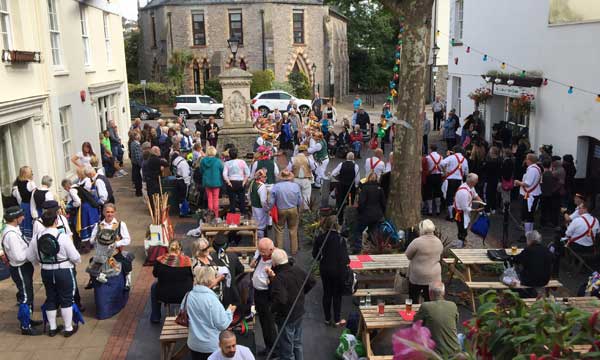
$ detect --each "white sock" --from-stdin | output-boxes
[434,198,441,213]
[47,310,57,330]
[448,206,454,218]
[61,306,73,331]
[426,200,433,213]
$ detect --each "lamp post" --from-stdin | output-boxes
[431,44,440,102]
[311,63,317,95]
[227,36,240,67]
[328,61,334,102]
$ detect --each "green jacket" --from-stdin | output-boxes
[200,156,224,188]
[414,300,460,357]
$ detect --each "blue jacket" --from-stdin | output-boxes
[201,156,224,188]
[184,285,233,353]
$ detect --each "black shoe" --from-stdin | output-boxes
[21,327,41,336]
[48,325,64,337]
[30,319,43,327]
[63,325,78,338]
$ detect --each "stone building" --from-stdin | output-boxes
[138,0,349,100]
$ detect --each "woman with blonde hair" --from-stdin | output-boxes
[150,240,193,323]
[185,266,236,360]
[12,166,36,239]
[200,146,223,215]
[312,215,349,327]
[405,219,444,303]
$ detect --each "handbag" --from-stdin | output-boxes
[487,249,510,262]
[393,271,408,294]
[501,177,514,191]
[369,137,378,150]
[342,266,358,295]
[471,213,490,238]
[175,292,190,327]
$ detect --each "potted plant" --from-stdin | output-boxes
[468,87,493,107]
[510,94,535,116]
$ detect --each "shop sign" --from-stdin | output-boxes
[493,84,536,98]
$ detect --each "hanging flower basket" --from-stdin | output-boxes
[511,94,535,116]
[468,87,493,105]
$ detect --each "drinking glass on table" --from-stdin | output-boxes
[405,298,413,313]
[377,299,385,316]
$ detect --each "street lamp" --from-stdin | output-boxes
[328,61,334,101]
[227,36,240,67]
[311,63,317,95]
[431,44,440,102]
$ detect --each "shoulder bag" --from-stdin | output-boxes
[175,292,190,327]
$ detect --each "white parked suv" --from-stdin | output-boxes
[173,95,224,119]
[251,90,312,117]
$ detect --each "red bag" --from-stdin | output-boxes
[270,205,279,225]
[369,137,378,150]
[501,178,514,191]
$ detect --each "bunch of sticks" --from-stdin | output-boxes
[146,192,170,225]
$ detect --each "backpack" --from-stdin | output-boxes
[95,174,115,204]
[37,233,64,264]
[95,222,121,246]
[377,219,401,244]
[76,186,101,208]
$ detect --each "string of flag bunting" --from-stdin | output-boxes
[435,29,600,103]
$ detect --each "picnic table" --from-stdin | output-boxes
[359,304,420,359]
[523,296,600,313]
[448,248,521,282]
[201,220,258,253]
[348,254,409,272]
[160,316,255,360]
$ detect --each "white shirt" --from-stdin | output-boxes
[92,174,109,204]
[173,156,192,185]
[441,153,469,180]
[432,101,445,113]
[90,218,131,248]
[454,184,478,228]
[33,214,72,240]
[569,204,583,221]
[1,224,30,267]
[307,138,323,155]
[76,151,92,168]
[208,345,255,360]
[364,157,386,179]
[12,180,36,204]
[519,164,542,198]
[30,187,55,219]
[223,159,250,182]
[426,152,443,175]
[65,187,81,208]
[251,254,272,290]
[27,228,81,269]
[331,161,360,187]
[566,213,599,247]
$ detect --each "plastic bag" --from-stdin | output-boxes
[500,266,520,287]
[335,329,367,359]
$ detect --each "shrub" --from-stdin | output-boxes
[271,81,295,96]
[250,70,275,98]
[288,71,312,99]
[128,82,177,106]
[203,79,223,102]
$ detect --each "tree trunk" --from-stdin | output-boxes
[381,0,434,230]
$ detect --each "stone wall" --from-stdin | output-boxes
[138,1,349,99]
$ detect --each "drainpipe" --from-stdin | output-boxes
[260,9,266,70]
[167,12,173,52]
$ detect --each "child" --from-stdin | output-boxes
[377,122,386,151]
[321,117,330,136]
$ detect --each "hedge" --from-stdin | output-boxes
[128,82,178,106]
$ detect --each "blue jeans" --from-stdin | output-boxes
[277,317,303,360]
[352,141,361,154]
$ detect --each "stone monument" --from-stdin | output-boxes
[218,67,257,156]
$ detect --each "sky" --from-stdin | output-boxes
[121,0,149,20]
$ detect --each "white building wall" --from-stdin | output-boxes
[447,0,600,171]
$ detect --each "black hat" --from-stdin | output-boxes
[551,155,562,162]
[42,200,59,209]
[3,206,24,222]
[213,236,228,250]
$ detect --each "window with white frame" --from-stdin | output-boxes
[452,76,462,117]
[103,12,112,65]
[0,0,12,50]
[454,0,464,41]
[47,0,62,66]
[59,106,72,173]
[80,4,91,66]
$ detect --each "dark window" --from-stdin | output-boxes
[260,93,278,100]
[210,98,218,103]
[279,92,292,100]
[229,12,243,44]
[151,12,157,47]
[293,11,304,44]
[199,97,210,103]
[192,13,206,46]
[176,96,197,104]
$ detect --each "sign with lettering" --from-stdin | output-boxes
[493,84,536,98]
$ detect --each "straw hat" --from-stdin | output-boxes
[278,169,295,181]
[255,169,267,180]
[298,144,308,152]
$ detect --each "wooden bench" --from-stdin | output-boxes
[369,356,393,360]
[465,280,563,312]
[354,288,397,298]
